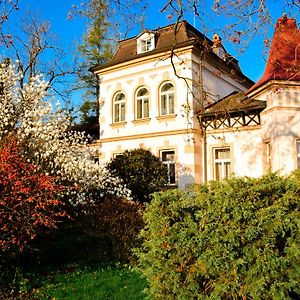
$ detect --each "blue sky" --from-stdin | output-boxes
[2,0,298,106]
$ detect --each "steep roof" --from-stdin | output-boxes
[248,16,300,93]
[90,21,253,86]
[202,91,266,117]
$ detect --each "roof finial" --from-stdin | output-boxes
[282,12,287,19]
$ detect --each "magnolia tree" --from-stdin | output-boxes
[0,61,130,208]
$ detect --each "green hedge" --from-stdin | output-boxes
[107,148,168,203]
[135,173,300,299]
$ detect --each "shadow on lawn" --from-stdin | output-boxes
[0,220,119,299]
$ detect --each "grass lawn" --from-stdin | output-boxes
[1,221,148,300]
[33,263,147,300]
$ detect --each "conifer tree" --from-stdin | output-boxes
[73,0,114,134]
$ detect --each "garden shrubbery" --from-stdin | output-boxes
[135,173,300,299]
[0,139,67,253]
[107,148,168,203]
[81,197,144,262]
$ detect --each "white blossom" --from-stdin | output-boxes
[0,62,131,207]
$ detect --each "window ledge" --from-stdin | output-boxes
[110,121,127,128]
[156,114,177,121]
[132,118,151,124]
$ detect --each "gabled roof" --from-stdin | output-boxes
[201,91,266,117]
[90,20,253,86]
[248,15,300,93]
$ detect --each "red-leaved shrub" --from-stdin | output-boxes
[0,139,67,253]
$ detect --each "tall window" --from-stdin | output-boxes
[113,92,125,123]
[213,147,231,180]
[136,87,149,119]
[297,140,300,169]
[161,150,176,185]
[160,82,175,115]
[266,141,272,171]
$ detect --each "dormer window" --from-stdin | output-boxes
[137,31,155,54]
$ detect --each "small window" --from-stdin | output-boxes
[136,87,149,119]
[112,153,123,159]
[113,92,125,123]
[160,82,175,115]
[141,38,152,52]
[213,147,231,180]
[137,32,155,54]
[161,150,176,185]
[297,140,300,169]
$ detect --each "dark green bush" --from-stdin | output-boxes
[135,173,300,299]
[107,148,168,203]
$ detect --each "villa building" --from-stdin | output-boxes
[91,15,300,188]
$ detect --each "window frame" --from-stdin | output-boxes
[213,147,231,181]
[135,87,150,120]
[159,82,175,116]
[113,92,126,123]
[140,38,152,52]
[160,149,176,185]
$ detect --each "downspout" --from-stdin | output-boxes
[198,50,208,183]
[96,74,101,140]
[202,125,207,183]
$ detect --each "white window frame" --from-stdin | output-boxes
[136,87,149,119]
[213,147,231,180]
[140,38,152,52]
[160,82,175,116]
[113,92,125,123]
[160,149,176,185]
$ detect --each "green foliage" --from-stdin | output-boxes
[107,148,168,203]
[34,264,147,300]
[75,0,114,125]
[135,173,300,299]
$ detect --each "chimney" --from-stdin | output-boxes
[212,33,226,60]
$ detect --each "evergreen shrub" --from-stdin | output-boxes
[135,173,300,299]
[107,148,168,203]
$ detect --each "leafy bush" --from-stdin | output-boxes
[107,148,168,203]
[82,197,144,262]
[0,139,67,253]
[135,173,300,299]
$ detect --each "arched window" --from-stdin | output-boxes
[136,87,149,119]
[160,82,174,115]
[113,92,125,123]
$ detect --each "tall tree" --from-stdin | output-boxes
[5,11,76,102]
[72,1,114,130]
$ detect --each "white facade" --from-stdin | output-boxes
[203,82,300,182]
[92,24,251,188]
[92,19,300,187]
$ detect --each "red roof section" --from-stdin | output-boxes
[248,16,300,93]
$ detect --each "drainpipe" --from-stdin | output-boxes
[197,50,208,183]
[202,125,207,183]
